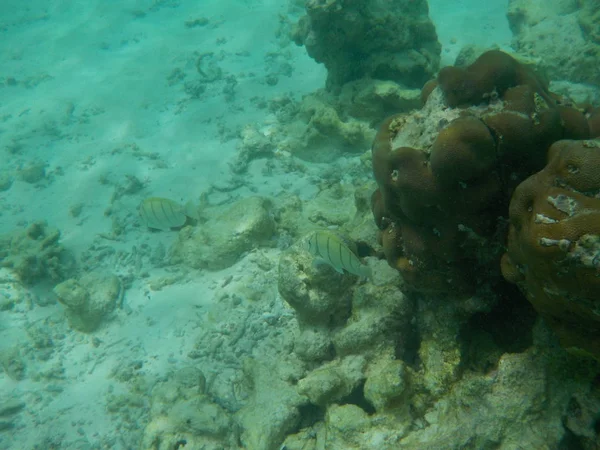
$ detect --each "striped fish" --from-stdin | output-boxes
[302,230,371,279]
[139,197,197,231]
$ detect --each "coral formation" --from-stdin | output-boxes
[0,267,37,311]
[578,0,600,46]
[0,222,73,285]
[397,323,597,449]
[234,0,441,166]
[0,171,13,191]
[502,139,600,359]
[277,244,356,326]
[231,92,382,165]
[277,234,599,449]
[297,355,366,407]
[292,0,440,91]
[371,50,595,297]
[235,357,306,450]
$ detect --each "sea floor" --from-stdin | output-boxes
[0,1,514,448]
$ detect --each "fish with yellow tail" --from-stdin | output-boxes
[302,230,372,279]
[139,197,199,231]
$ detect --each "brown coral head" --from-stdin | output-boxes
[587,107,600,138]
[371,188,386,230]
[557,106,591,140]
[420,78,438,105]
[503,139,600,360]
[437,65,477,107]
[430,116,497,186]
[437,50,551,108]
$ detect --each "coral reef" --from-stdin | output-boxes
[227,0,441,167]
[292,0,440,91]
[0,222,73,285]
[53,271,124,332]
[371,50,595,297]
[507,0,600,85]
[502,139,600,360]
[397,322,598,449]
[277,235,600,449]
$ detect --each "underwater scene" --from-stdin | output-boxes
[1,0,600,448]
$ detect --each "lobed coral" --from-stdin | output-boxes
[502,139,600,359]
[371,50,596,298]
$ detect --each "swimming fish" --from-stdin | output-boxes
[139,197,198,231]
[302,230,372,279]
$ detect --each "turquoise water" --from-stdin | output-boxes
[1,1,599,449]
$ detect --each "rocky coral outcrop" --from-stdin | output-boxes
[292,0,440,91]
[398,321,598,449]
[171,196,275,271]
[278,235,599,449]
[229,0,441,167]
[235,357,306,450]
